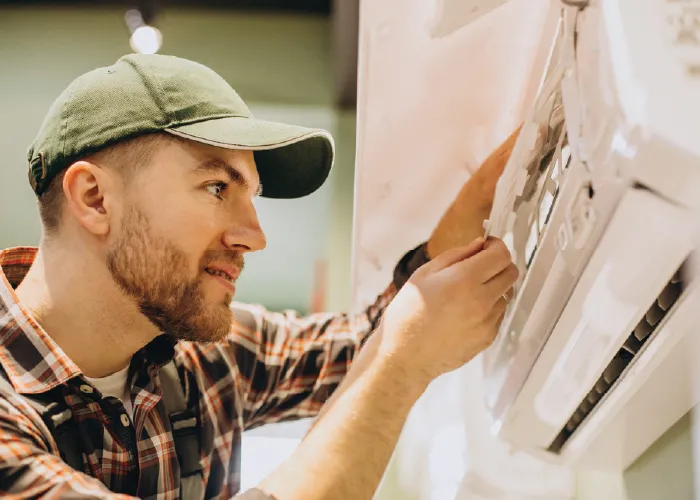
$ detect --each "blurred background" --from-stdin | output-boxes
[0,0,358,315]
[0,0,358,492]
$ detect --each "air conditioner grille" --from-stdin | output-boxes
[547,265,686,454]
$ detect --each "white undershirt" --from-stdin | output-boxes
[85,364,133,418]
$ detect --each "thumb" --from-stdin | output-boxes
[426,237,485,272]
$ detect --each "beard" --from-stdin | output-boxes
[106,207,243,343]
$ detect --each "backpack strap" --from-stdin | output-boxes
[0,371,83,471]
[159,360,204,500]
[0,364,203,499]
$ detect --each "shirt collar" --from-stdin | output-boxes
[0,247,176,395]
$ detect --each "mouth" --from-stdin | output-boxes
[204,266,239,293]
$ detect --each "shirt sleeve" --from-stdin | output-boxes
[230,243,430,429]
[0,394,136,500]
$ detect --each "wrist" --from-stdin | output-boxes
[372,344,432,398]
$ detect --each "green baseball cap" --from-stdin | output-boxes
[27,53,334,199]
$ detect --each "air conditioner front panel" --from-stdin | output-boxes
[483,19,571,417]
[500,186,695,452]
[562,279,700,470]
[485,156,628,427]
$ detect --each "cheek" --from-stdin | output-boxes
[139,196,220,265]
[177,214,221,253]
[172,211,221,257]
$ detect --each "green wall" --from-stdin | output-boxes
[325,110,357,312]
[577,410,696,500]
[624,411,695,500]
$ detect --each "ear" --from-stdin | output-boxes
[62,161,117,236]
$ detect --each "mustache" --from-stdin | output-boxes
[201,250,245,273]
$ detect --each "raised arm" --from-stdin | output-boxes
[226,243,430,429]
[211,125,520,429]
[253,237,519,500]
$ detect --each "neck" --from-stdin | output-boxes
[15,241,160,378]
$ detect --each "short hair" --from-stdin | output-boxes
[38,133,171,235]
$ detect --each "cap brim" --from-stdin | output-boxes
[166,116,334,199]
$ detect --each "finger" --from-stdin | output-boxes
[483,236,509,250]
[493,308,508,331]
[427,237,485,272]
[475,302,508,351]
[483,264,519,305]
[454,237,512,283]
[493,286,515,313]
[486,296,509,326]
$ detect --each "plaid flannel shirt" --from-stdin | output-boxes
[0,244,429,499]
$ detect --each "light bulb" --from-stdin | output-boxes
[130,25,162,55]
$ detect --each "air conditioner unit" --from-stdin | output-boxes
[482,0,700,471]
[429,0,513,36]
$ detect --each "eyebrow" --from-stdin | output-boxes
[193,158,263,197]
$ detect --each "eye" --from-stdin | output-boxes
[205,182,228,199]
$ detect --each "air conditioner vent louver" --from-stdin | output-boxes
[547,265,686,454]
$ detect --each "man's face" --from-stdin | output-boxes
[106,137,266,342]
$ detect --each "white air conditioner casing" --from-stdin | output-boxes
[483,0,700,471]
[429,0,513,36]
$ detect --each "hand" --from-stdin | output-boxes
[378,236,518,382]
[426,126,522,259]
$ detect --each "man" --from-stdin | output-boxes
[0,54,519,499]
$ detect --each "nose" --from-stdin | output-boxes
[222,201,267,252]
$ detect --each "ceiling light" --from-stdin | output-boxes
[130,25,163,55]
[125,8,162,55]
